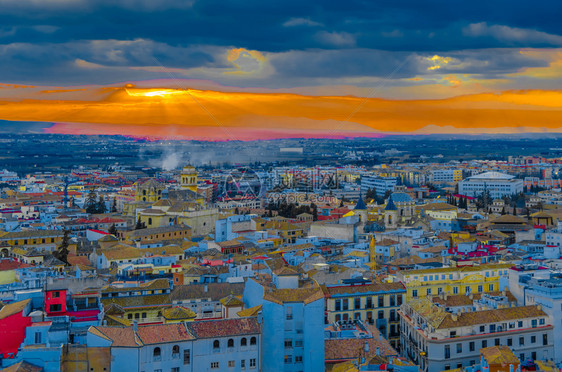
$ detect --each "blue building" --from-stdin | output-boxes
[261,287,325,372]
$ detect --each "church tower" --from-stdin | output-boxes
[180,165,198,192]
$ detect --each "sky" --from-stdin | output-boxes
[1,0,562,140]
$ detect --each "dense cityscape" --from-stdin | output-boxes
[0,135,560,371]
[2,0,562,371]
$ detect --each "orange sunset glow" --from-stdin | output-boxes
[1,85,562,140]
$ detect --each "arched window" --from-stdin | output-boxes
[213,340,220,350]
[250,337,257,346]
[241,338,247,347]
[228,339,234,348]
[172,345,179,358]
[143,190,146,195]
[148,218,152,225]
[153,347,161,361]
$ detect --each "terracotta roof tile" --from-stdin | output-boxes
[186,317,260,339]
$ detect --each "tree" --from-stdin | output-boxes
[85,189,98,214]
[108,223,118,236]
[365,187,377,201]
[311,203,318,221]
[96,195,106,214]
[111,197,117,213]
[135,216,146,230]
[53,230,70,265]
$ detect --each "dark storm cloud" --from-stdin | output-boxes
[2,0,562,51]
[1,0,562,85]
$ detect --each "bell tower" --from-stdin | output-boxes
[180,165,198,192]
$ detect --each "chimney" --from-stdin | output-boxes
[133,320,138,332]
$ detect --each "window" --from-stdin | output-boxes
[228,339,234,348]
[507,338,512,346]
[453,287,459,294]
[482,340,487,348]
[480,325,485,332]
[241,360,246,369]
[295,355,303,363]
[532,319,537,328]
[519,337,525,346]
[250,337,257,345]
[335,300,341,311]
[286,307,293,320]
[531,336,536,343]
[478,285,483,293]
[295,340,303,347]
[171,368,179,372]
[390,295,395,306]
[445,365,450,370]
[427,288,432,295]
[343,299,349,310]
[518,321,523,328]
[412,290,418,298]
[172,345,179,358]
[445,345,450,359]
[34,332,41,344]
[355,298,361,309]
[532,352,537,360]
[390,310,396,322]
[378,296,384,307]
[250,359,256,368]
[228,361,235,368]
[397,295,403,306]
[241,337,247,347]
[456,343,462,353]
[489,284,494,291]
[489,324,496,333]
[211,362,219,369]
[284,355,292,364]
[543,333,548,346]
[213,340,220,350]
[49,304,62,312]
[183,350,190,365]
[153,347,161,361]
[52,291,60,298]
[354,312,361,320]
[366,297,372,308]
[378,310,384,319]
[285,339,293,349]
[540,318,545,325]
[520,354,525,361]
[495,338,500,346]
[469,341,475,351]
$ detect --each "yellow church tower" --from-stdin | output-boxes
[180,165,198,192]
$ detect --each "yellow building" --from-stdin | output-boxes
[0,230,64,251]
[180,165,198,192]
[396,263,512,299]
[322,282,406,349]
[134,178,165,203]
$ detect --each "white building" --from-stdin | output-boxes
[361,175,398,196]
[87,318,261,372]
[458,172,523,198]
[400,298,554,372]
